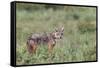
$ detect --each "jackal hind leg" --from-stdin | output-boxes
[27,43,37,54]
[27,44,33,54]
[32,44,37,54]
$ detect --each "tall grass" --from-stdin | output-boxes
[16,3,96,65]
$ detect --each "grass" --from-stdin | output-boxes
[16,4,97,65]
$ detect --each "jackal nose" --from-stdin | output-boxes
[60,36,62,39]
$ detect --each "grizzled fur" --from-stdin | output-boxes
[27,26,64,54]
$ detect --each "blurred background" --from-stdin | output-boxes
[16,3,97,65]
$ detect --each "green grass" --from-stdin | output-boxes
[16,4,97,65]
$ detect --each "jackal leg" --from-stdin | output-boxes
[32,44,37,54]
[27,44,33,54]
[48,44,55,53]
[27,44,37,54]
[27,40,37,54]
[27,40,32,54]
[48,40,56,53]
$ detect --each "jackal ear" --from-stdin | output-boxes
[61,26,64,31]
[55,28,58,32]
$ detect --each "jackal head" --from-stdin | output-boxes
[53,26,64,39]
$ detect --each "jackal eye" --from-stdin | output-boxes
[55,30,58,32]
[61,33,63,35]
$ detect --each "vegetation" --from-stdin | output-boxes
[16,3,97,65]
